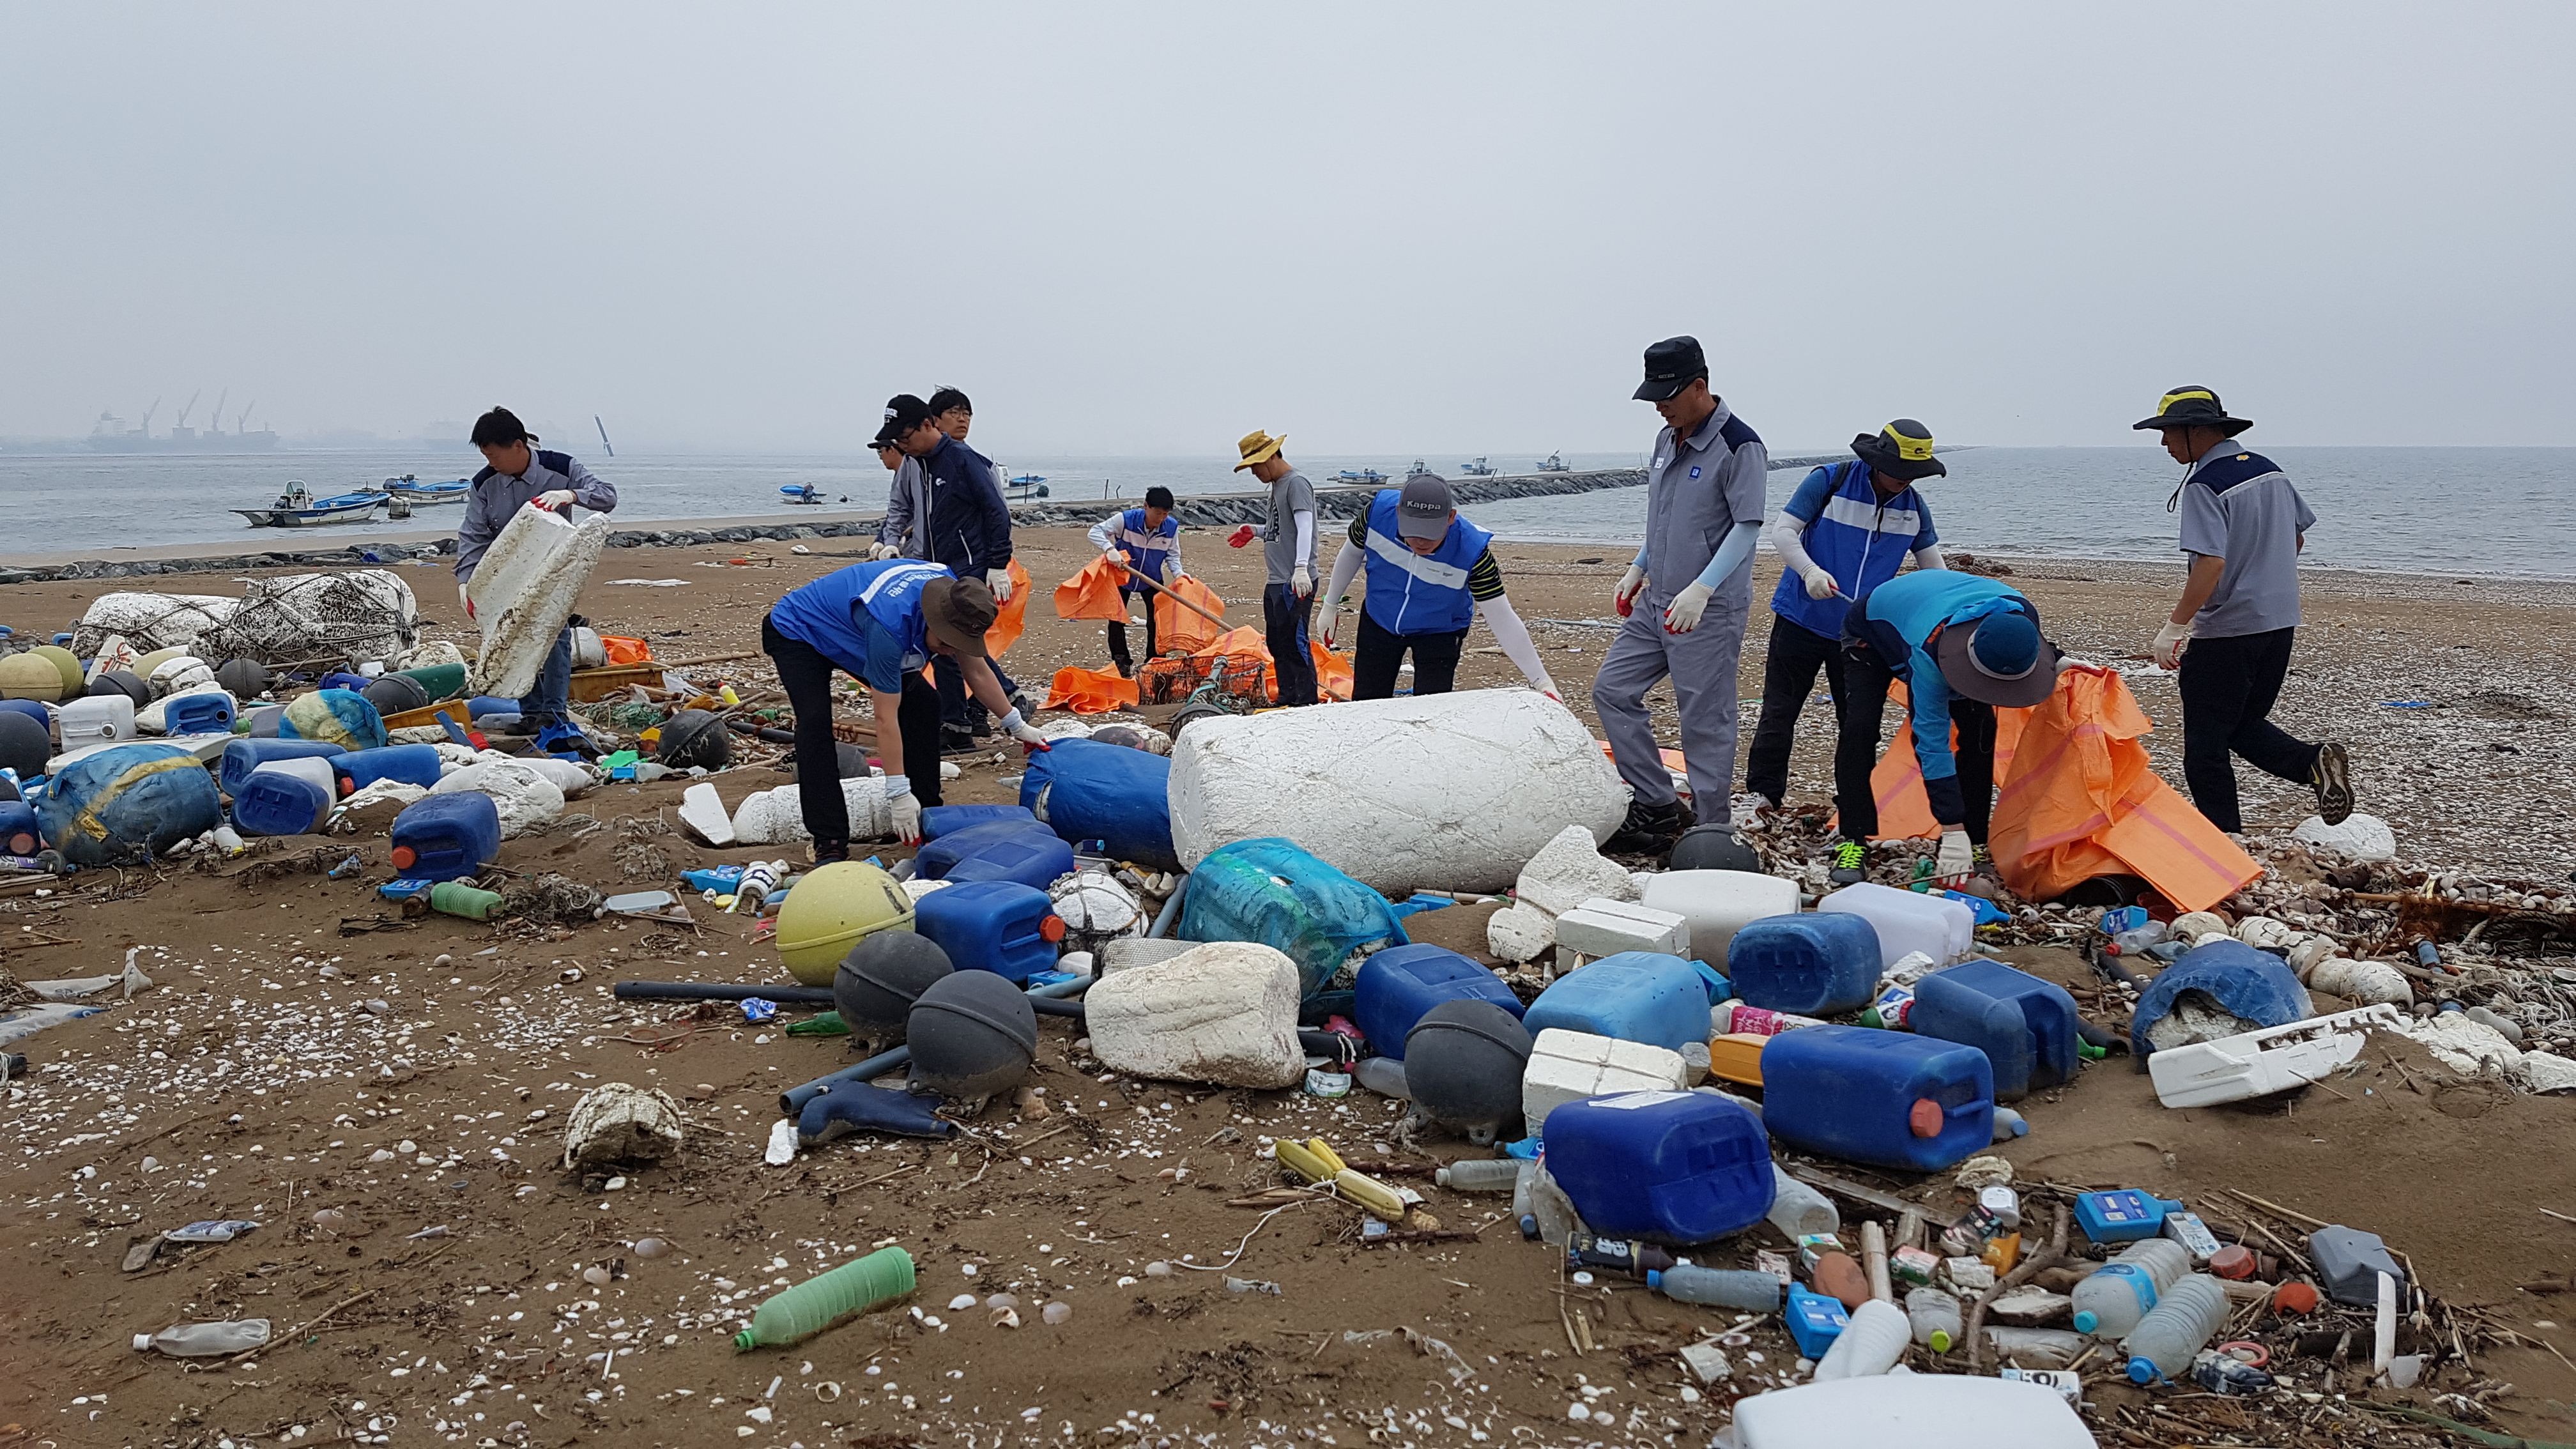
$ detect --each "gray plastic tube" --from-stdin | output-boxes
[778,976,1091,1115]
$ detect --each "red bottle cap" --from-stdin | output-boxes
[1039,915,1067,943]
[2272,1281,2320,1315]
[1909,1099,1944,1138]
[390,845,417,870]
[2211,1245,2257,1280]
[339,778,355,796]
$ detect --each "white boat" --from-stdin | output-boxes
[233,482,389,528]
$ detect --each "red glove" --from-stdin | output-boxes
[1227,525,1257,549]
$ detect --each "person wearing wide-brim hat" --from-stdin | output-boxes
[1223,429,1324,707]
[1841,567,2075,884]
[2134,385,2353,833]
[1742,419,1949,882]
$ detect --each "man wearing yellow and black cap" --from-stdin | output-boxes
[2135,387,2353,834]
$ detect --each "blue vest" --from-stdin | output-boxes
[1108,507,1178,591]
[1770,461,1932,637]
[768,560,951,678]
[1359,489,1492,636]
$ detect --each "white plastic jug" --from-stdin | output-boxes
[1640,870,1800,965]
[248,755,339,795]
[1812,1298,1910,1380]
[1817,881,1974,968]
[1733,1374,2092,1448]
[59,695,134,747]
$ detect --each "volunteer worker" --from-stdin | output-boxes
[868,427,930,561]
[762,559,1048,859]
[1318,474,1558,700]
[887,391,1028,747]
[454,405,617,744]
[1593,336,1769,854]
[1742,419,1947,843]
[1087,486,1183,677]
[2135,386,2353,833]
[1225,429,1322,707]
[1840,568,2068,884]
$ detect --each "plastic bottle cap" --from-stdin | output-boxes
[732,1328,757,1351]
[339,778,354,796]
[1039,916,1067,943]
[2272,1282,2320,1315]
[1644,1269,1664,1289]
[133,1333,153,1350]
[1929,1329,1952,1352]
[2126,1356,2158,1384]
[390,845,416,869]
[1908,1098,1944,1138]
[2071,1310,2098,1333]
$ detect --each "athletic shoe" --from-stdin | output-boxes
[940,727,981,754]
[807,838,850,866]
[1829,839,1867,885]
[2311,742,2353,826]
[1973,843,1994,873]
[1604,800,1684,855]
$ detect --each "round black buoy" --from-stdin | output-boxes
[1668,824,1761,873]
[657,709,732,770]
[213,659,271,701]
[832,930,955,1041]
[1404,999,1533,1140]
[0,711,50,781]
[87,670,151,707]
[907,971,1038,1100]
[362,673,430,717]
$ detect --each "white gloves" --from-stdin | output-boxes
[1614,564,1648,617]
[1319,607,1340,651]
[457,581,477,622]
[885,775,921,845]
[2152,617,2193,669]
[1291,564,1314,599]
[1800,565,1843,601]
[1936,829,1974,881]
[2057,656,2100,673]
[867,540,903,561]
[995,707,1051,751]
[1530,670,1561,703]
[986,568,1014,604]
[1663,581,1715,634]
[531,489,576,512]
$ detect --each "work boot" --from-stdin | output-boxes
[1604,799,1683,855]
[808,838,850,867]
[1828,839,1868,885]
[940,727,981,755]
[2310,742,2353,825]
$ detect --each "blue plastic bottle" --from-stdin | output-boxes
[1784,1286,1850,1360]
[1912,960,2083,1101]
[919,803,1037,840]
[912,880,1065,983]
[1540,1091,1774,1244]
[1761,1025,1994,1173]
[0,799,38,854]
[387,793,503,882]
[1018,737,1176,870]
[464,695,523,719]
[1522,951,1709,1053]
[1725,913,1882,1016]
[2074,1190,2185,1245]
[330,743,445,797]
[318,671,372,694]
[233,771,332,836]
[219,739,348,797]
[913,820,1077,891]
[1354,944,1525,1060]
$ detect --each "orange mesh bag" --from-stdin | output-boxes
[1053,557,1130,622]
[1044,666,1141,715]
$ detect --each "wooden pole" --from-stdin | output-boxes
[1116,569,1229,630]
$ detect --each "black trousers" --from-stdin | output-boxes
[933,652,1018,734]
[2175,626,2318,834]
[1105,587,1159,676]
[763,612,942,853]
[1743,613,1850,806]
[1837,641,1999,846]
[1264,583,1319,706]
[1351,608,1466,700]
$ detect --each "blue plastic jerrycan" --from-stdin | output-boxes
[1522,951,1710,1054]
[912,880,1064,984]
[388,792,502,882]
[233,770,332,836]
[1911,960,2083,1101]
[1354,943,1524,1061]
[330,743,445,797]
[220,738,347,798]
[1725,912,1882,1016]
[920,803,1037,839]
[162,691,236,737]
[913,819,1076,891]
[1541,1090,1775,1245]
[0,799,38,854]
[1761,1024,1994,1173]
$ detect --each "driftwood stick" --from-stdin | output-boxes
[1964,1202,2070,1372]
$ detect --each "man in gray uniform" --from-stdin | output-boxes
[868,430,930,560]
[455,405,617,744]
[1591,337,1769,853]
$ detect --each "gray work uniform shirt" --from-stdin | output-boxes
[878,455,931,558]
[454,448,617,582]
[2176,444,2317,637]
[1259,468,1319,586]
[1643,402,1769,602]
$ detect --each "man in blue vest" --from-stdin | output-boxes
[1317,474,1558,700]
[762,559,1049,858]
[1593,336,1770,854]
[885,392,1029,748]
[1742,420,1947,838]
[454,405,617,747]
[1086,486,1183,677]
[1840,569,2067,884]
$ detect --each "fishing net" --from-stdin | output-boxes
[69,594,241,658]
[196,571,420,670]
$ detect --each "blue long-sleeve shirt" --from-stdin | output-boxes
[1851,569,2036,825]
[920,435,1013,574]
[454,449,616,581]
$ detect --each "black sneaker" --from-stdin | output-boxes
[1829,839,1867,885]
[940,728,981,754]
[1604,800,1683,855]
[2310,742,2353,826]
[808,838,850,866]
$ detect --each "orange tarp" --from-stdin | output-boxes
[1053,557,1130,622]
[1859,680,2030,842]
[1044,665,1142,715]
[1154,576,1229,655]
[597,633,654,666]
[985,560,1034,657]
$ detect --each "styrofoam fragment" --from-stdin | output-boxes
[728,777,896,845]
[1552,899,1689,961]
[1085,942,1306,1089]
[1523,1027,1690,1131]
[2290,811,2397,862]
[341,780,430,812]
[514,755,601,799]
[2523,1052,2576,1094]
[678,782,735,846]
[70,593,241,659]
[466,508,615,698]
[430,760,567,838]
[1514,824,1639,918]
[2389,1013,2523,1081]
[563,1082,686,1170]
[1486,903,1557,963]
[1099,938,1199,975]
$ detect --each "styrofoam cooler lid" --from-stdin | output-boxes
[1731,1374,2091,1447]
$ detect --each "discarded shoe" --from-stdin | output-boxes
[2310,742,2352,826]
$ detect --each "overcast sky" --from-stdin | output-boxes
[4,4,2569,455]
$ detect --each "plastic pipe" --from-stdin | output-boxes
[614,981,836,1005]
[778,976,1091,1115]
[1148,871,1189,939]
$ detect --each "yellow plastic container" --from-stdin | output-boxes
[774,860,917,986]
[1708,1032,1769,1087]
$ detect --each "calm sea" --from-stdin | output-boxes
[0,446,2564,579]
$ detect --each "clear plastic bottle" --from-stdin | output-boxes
[1646,1264,1782,1312]
[732,1247,916,1349]
[1514,1161,1581,1247]
[135,1319,271,1356]
[1812,1298,1910,1379]
[1767,1165,1840,1239]
[1435,1158,1525,1193]
[2122,1275,2230,1383]
[2070,1238,2191,1337]
[1352,1056,1409,1100]
[2105,923,2170,956]
[1905,1286,1963,1351]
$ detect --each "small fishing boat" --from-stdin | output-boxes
[233,482,390,528]
[384,475,470,503]
[1003,473,1050,500]
[1535,452,1570,473]
[778,483,838,506]
[1459,456,1497,476]
[1331,468,1388,484]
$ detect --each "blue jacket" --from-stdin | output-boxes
[921,435,1013,574]
[1769,461,1937,636]
[1359,489,1492,635]
[455,449,617,581]
[1088,507,1180,594]
[767,560,953,693]
[1847,569,2037,827]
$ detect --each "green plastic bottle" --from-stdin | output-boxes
[732,1246,916,1350]
[429,881,504,921]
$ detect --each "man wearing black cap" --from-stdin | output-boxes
[2135,387,2352,832]
[1592,337,1770,854]
[1317,473,1558,701]
[885,392,1029,747]
[868,429,929,562]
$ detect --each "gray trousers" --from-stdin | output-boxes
[1590,590,1748,811]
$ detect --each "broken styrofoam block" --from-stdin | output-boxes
[2390,1012,2523,1082]
[2290,811,2396,862]
[1085,942,1307,1089]
[1678,1342,1733,1383]
[2522,1052,2576,1094]
[467,505,617,698]
[678,782,735,846]
[1514,824,1639,918]
[1641,869,1800,964]
[1552,898,1689,963]
[1522,1027,1690,1131]
[1487,903,1557,963]
[562,1082,686,1170]
[1098,937,1199,975]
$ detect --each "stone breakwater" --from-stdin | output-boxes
[0,470,1648,585]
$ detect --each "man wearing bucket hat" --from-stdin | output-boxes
[1225,429,1322,707]
[1841,568,2069,883]
[2135,386,2352,832]
[1317,473,1559,701]
[762,558,1050,857]
[1593,335,1770,854]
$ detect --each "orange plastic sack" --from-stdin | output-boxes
[1044,665,1141,715]
[1053,557,1130,622]
[1858,680,2030,841]
[1311,640,1354,703]
[985,559,1034,657]
[1986,667,2260,914]
[595,633,654,666]
[1154,576,1227,656]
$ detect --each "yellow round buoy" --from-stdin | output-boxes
[32,645,84,700]
[0,652,65,702]
[775,860,917,986]
[130,647,187,681]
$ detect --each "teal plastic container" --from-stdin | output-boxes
[1354,944,1524,1060]
[912,880,1064,983]
[1179,838,1407,998]
[1761,1024,1994,1172]
[220,738,347,797]
[1522,951,1709,1053]
[329,743,445,797]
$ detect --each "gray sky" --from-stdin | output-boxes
[4,3,2569,454]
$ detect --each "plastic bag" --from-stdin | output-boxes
[1153,575,1227,655]
[1052,557,1130,622]
[1177,838,1409,997]
[279,688,388,751]
[986,559,1034,659]
[1043,666,1141,716]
